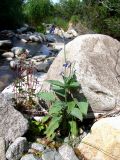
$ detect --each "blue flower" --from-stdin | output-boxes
[63,61,71,68]
[63,63,68,67]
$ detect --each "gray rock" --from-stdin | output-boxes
[2,52,14,58]
[59,144,79,160]
[0,40,12,48]
[39,33,46,42]
[29,35,42,43]
[0,137,6,160]
[19,34,30,41]
[44,34,120,114]
[0,30,15,39]
[21,154,41,160]
[32,55,47,61]
[6,137,28,160]
[35,62,51,72]
[31,143,45,152]
[11,47,25,56]
[0,94,28,143]
[17,27,28,34]
[45,35,56,42]
[42,149,63,160]
[38,45,52,56]
[49,43,64,51]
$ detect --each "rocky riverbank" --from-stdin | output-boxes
[0,24,78,92]
[0,25,120,160]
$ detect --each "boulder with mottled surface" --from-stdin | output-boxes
[75,116,120,160]
[44,34,120,114]
[0,94,28,143]
[0,137,6,160]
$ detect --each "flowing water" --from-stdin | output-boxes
[0,39,50,92]
[0,34,69,92]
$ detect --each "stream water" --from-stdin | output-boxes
[0,59,16,92]
[0,38,51,92]
[0,33,70,92]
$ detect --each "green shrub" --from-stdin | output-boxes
[70,15,80,25]
[46,16,68,31]
[0,0,23,29]
[38,62,88,140]
[23,0,53,26]
[104,17,120,37]
[36,24,46,33]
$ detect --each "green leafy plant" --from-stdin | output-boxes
[70,15,80,25]
[25,119,46,141]
[36,24,46,33]
[37,62,88,140]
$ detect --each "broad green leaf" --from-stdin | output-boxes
[45,116,61,139]
[68,82,80,88]
[70,108,83,121]
[37,92,55,101]
[50,132,56,140]
[47,80,64,87]
[78,102,88,116]
[67,101,76,114]
[49,104,62,115]
[52,86,65,98]
[69,120,78,137]
[64,73,77,85]
[42,115,50,123]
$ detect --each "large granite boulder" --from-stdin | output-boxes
[44,34,120,114]
[0,137,6,160]
[75,116,120,160]
[0,94,28,143]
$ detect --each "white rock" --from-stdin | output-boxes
[63,32,73,39]
[6,57,13,61]
[67,29,78,37]
[2,52,14,58]
[10,60,18,69]
[21,39,28,43]
[33,116,44,122]
[49,43,64,50]
[76,116,120,160]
